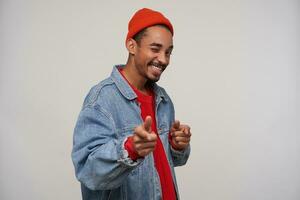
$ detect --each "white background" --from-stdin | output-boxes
[1,0,299,199]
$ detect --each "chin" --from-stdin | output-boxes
[147,77,160,84]
[149,75,161,83]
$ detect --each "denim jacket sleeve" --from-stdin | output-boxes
[170,144,191,167]
[71,104,142,191]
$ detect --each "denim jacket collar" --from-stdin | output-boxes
[111,65,168,102]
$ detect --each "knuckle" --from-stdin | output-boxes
[133,135,141,143]
[140,150,148,156]
[178,142,184,146]
[135,143,141,150]
[134,126,140,132]
[135,126,144,133]
[152,135,158,140]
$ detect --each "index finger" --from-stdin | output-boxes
[172,120,180,130]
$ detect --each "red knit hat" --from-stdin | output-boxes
[126,8,174,43]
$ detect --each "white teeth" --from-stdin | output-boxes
[152,65,162,71]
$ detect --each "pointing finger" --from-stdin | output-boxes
[144,116,152,132]
[172,120,180,130]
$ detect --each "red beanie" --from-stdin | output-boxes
[126,8,174,43]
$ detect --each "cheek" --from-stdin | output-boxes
[136,50,156,66]
[141,55,153,65]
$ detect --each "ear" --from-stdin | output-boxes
[126,38,137,55]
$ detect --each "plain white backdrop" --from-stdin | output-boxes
[1,0,299,199]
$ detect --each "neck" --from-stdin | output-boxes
[122,58,148,92]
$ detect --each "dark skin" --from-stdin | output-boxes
[123,25,191,157]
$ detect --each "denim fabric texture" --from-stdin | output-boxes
[72,65,190,200]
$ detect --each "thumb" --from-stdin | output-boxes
[172,120,180,130]
[143,116,152,132]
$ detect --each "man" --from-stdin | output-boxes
[72,8,191,200]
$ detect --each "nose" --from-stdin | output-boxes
[157,52,169,65]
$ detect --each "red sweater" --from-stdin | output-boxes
[121,71,176,200]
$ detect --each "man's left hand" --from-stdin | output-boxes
[170,120,191,150]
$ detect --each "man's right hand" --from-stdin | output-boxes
[132,116,157,157]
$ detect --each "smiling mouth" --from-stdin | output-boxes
[149,62,166,72]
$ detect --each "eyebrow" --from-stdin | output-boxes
[149,42,174,50]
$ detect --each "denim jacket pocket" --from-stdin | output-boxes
[157,123,169,135]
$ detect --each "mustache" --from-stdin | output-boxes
[148,61,167,71]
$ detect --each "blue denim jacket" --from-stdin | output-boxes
[72,65,190,200]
